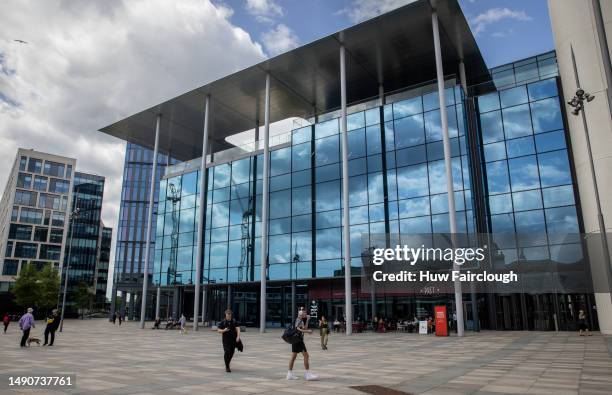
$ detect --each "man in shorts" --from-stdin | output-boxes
[286,310,318,380]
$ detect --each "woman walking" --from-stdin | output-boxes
[287,310,318,380]
[319,315,329,350]
[217,309,241,372]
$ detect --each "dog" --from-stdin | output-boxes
[27,337,41,347]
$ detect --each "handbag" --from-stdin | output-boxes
[282,325,302,344]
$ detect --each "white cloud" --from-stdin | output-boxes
[470,8,532,36]
[0,0,265,297]
[337,0,417,24]
[245,0,283,23]
[261,24,299,56]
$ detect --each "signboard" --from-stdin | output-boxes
[435,305,448,336]
[418,320,428,334]
[309,300,318,318]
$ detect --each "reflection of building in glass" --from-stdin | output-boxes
[101,0,608,332]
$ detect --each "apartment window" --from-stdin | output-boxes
[43,210,51,225]
[8,224,32,240]
[43,161,65,177]
[28,158,42,174]
[14,190,37,207]
[66,164,72,179]
[49,228,63,243]
[33,227,48,242]
[19,156,27,171]
[14,242,38,259]
[48,178,69,194]
[39,245,61,260]
[11,206,19,221]
[17,173,32,189]
[2,259,18,275]
[5,241,13,257]
[33,176,48,191]
[20,208,43,224]
[38,193,62,210]
[51,212,65,227]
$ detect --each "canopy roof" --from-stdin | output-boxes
[99,0,490,161]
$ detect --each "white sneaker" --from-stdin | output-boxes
[286,371,298,380]
[304,372,318,381]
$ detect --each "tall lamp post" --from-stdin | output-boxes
[59,205,80,332]
[567,47,612,300]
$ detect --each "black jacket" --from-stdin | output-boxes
[46,314,60,331]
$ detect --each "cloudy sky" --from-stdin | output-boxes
[0,0,553,295]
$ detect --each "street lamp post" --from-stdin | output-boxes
[567,47,612,301]
[59,205,80,332]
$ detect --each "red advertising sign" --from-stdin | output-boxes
[434,305,448,336]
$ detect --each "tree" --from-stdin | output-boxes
[74,281,94,318]
[10,263,60,316]
[38,265,60,315]
[11,264,41,310]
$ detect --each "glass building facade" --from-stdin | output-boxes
[95,226,112,309]
[113,142,177,308]
[63,172,106,317]
[146,52,592,330]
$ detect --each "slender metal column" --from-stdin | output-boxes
[155,286,161,318]
[193,95,210,330]
[260,72,271,333]
[109,285,117,322]
[339,44,352,335]
[202,285,208,325]
[432,11,464,337]
[227,284,233,310]
[291,281,296,319]
[458,60,468,95]
[139,113,161,329]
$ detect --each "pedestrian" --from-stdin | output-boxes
[153,316,161,329]
[319,315,329,350]
[112,312,117,324]
[287,309,318,381]
[578,309,592,336]
[18,308,35,348]
[179,314,186,334]
[118,312,123,325]
[3,313,10,333]
[43,309,60,346]
[217,309,241,373]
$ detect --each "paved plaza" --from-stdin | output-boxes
[1,319,612,395]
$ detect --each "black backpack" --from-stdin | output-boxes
[282,325,302,344]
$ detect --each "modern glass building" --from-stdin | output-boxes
[95,225,112,309]
[62,172,108,317]
[101,0,607,332]
[111,142,177,319]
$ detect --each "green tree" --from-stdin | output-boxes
[11,263,41,310]
[38,265,60,315]
[74,281,94,318]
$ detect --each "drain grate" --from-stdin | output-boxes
[350,385,413,395]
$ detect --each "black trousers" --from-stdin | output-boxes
[44,328,56,345]
[20,328,30,347]
[223,342,235,368]
[3,323,8,333]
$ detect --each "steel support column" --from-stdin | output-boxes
[339,44,352,335]
[260,72,271,333]
[202,285,208,325]
[432,11,464,336]
[139,114,161,328]
[155,286,161,319]
[193,95,210,331]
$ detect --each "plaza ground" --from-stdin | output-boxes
[1,319,612,395]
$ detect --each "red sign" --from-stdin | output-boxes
[434,306,448,337]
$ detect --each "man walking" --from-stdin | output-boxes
[18,308,35,348]
[43,309,60,346]
[217,309,241,373]
[287,309,318,380]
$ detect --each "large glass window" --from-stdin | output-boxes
[43,161,65,177]
[17,173,32,189]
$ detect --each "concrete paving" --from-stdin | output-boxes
[1,319,611,395]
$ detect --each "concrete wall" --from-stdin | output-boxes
[549,0,612,334]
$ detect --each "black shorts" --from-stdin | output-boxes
[292,340,307,353]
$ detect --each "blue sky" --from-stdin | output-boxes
[221,0,554,68]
